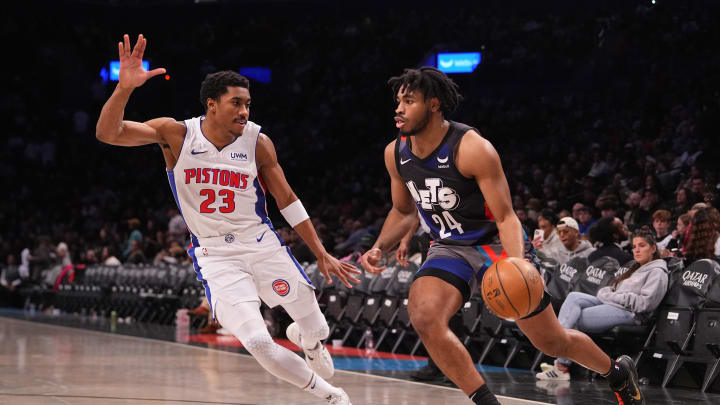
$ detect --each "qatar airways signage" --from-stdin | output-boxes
[436,52,481,73]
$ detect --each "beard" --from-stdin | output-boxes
[398,108,431,137]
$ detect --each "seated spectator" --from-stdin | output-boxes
[544,217,595,264]
[672,187,696,219]
[653,210,674,250]
[123,218,143,259]
[126,240,147,264]
[101,246,121,266]
[576,206,596,236]
[624,192,647,231]
[536,227,668,381]
[683,207,720,264]
[664,213,690,254]
[587,217,632,264]
[0,255,23,307]
[532,209,563,255]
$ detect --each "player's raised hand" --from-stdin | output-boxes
[360,247,386,274]
[317,252,362,288]
[117,34,166,90]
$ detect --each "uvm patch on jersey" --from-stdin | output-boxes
[272,279,290,296]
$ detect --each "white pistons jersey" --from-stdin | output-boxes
[168,116,272,241]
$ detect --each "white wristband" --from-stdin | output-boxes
[280,199,310,227]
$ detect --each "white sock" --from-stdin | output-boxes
[303,373,341,399]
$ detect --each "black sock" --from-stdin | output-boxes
[601,358,628,388]
[469,384,501,405]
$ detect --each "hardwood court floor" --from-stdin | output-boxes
[0,317,548,405]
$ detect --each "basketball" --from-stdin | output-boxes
[481,257,545,321]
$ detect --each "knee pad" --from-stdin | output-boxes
[244,333,279,359]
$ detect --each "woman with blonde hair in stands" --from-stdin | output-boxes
[537,226,668,381]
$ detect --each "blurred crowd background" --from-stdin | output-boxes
[2,0,720,303]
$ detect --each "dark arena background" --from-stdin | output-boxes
[2,0,720,404]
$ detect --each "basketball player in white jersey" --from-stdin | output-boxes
[96,34,359,405]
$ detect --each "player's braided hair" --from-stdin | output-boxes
[388,67,463,116]
[199,70,250,112]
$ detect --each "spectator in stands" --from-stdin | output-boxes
[576,206,596,236]
[123,218,143,259]
[56,239,72,268]
[125,240,147,265]
[672,187,695,219]
[691,176,707,196]
[571,203,585,222]
[101,246,121,266]
[0,254,23,307]
[597,197,619,219]
[624,192,646,231]
[587,217,632,264]
[537,227,668,381]
[544,217,595,264]
[653,210,674,250]
[167,208,187,244]
[665,213,691,254]
[683,207,720,264]
[532,209,563,256]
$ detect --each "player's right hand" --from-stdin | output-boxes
[118,34,166,90]
[360,247,386,274]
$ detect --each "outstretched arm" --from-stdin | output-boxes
[256,134,361,287]
[457,131,524,258]
[96,34,173,146]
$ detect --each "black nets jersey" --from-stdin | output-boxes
[395,121,500,246]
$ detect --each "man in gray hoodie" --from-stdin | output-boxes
[546,217,595,265]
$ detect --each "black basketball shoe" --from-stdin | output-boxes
[611,355,645,405]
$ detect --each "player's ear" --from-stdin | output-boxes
[430,97,440,113]
[206,98,216,113]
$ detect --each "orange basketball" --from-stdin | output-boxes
[481,257,544,321]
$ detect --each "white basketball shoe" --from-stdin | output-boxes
[326,388,351,405]
[286,322,335,379]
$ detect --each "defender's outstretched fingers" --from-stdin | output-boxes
[136,37,147,60]
[147,67,167,78]
[123,34,131,56]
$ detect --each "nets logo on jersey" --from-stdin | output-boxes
[406,178,460,211]
[272,279,290,296]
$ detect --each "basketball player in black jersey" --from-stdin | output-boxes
[360,67,644,405]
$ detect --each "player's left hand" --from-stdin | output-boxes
[317,252,362,288]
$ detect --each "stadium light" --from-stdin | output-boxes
[436,52,481,74]
[239,67,272,84]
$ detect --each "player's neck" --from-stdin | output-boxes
[411,118,449,158]
[201,117,237,150]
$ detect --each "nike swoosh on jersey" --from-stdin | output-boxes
[256,231,267,243]
[400,158,411,165]
[191,149,207,155]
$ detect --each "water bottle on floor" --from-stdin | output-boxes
[364,327,375,354]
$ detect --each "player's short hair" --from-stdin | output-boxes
[199,71,250,112]
[388,67,463,116]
